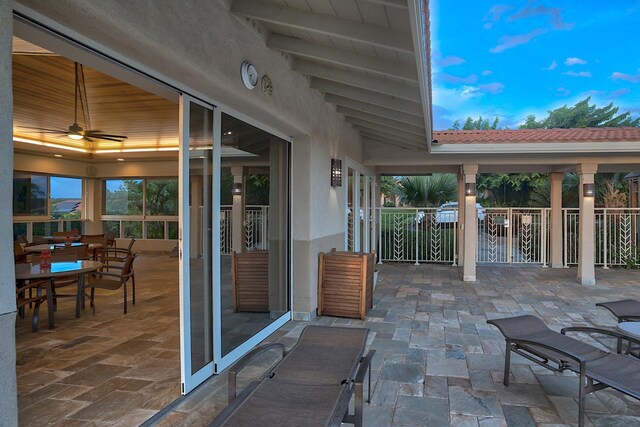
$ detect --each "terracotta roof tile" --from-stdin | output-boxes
[433,127,640,144]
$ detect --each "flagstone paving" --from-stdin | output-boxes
[158,263,640,426]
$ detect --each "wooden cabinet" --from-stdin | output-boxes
[318,249,374,320]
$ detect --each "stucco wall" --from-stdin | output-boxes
[1,0,18,424]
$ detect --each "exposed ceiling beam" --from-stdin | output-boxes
[310,79,423,115]
[293,59,419,102]
[232,0,415,53]
[338,106,425,134]
[360,132,426,150]
[267,35,417,81]
[347,117,425,140]
[326,94,424,124]
[358,0,408,9]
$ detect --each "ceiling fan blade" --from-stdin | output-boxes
[85,132,128,139]
[83,136,94,143]
[92,135,127,142]
[20,127,69,134]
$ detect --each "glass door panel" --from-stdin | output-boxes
[179,95,216,393]
[216,113,291,365]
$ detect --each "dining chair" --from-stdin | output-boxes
[48,249,80,310]
[14,241,27,264]
[89,252,137,314]
[16,278,49,332]
[105,231,116,248]
[81,234,107,259]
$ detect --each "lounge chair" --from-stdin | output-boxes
[596,299,640,322]
[209,326,375,427]
[488,315,640,427]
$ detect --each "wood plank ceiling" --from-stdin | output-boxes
[231,0,429,151]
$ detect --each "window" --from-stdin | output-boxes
[103,178,178,240]
[13,173,48,216]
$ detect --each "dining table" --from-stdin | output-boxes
[23,242,85,254]
[15,260,103,329]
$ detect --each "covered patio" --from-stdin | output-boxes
[155,263,640,426]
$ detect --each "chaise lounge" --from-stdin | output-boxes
[596,298,640,322]
[209,325,375,427]
[488,315,640,427]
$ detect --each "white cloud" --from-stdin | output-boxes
[565,57,587,66]
[508,3,575,30]
[478,82,505,94]
[481,70,493,76]
[490,28,548,53]
[556,87,571,96]
[438,73,478,85]
[483,4,515,29]
[437,55,466,67]
[611,70,640,83]
[564,71,592,77]
[543,60,558,70]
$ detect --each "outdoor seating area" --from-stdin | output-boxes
[152,263,640,427]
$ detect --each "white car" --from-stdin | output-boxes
[435,202,486,224]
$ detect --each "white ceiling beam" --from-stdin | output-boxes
[267,35,417,81]
[310,79,423,116]
[358,0,408,9]
[326,94,423,124]
[360,132,426,150]
[338,107,425,134]
[408,0,433,149]
[348,117,425,140]
[232,0,415,53]
[293,59,419,102]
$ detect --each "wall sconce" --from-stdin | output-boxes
[331,158,342,187]
[232,182,243,196]
[465,182,476,196]
[583,183,596,198]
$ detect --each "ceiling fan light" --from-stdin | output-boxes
[68,133,83,140]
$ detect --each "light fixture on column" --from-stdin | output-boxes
[583,183,596,198]
[465,182,476,196]
[232,182,243,196]
[331,158,342,187]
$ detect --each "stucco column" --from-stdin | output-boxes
[83,178,103,234]
[230,166,245,253]
[462,165,478,282]
[456,171,465,267]
[0,0,18,424]
[549,173,564,268]
[577,164,597,285]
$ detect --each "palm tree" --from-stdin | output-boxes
[397,174,457,207]
[529,173,628,208]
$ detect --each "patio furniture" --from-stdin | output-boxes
[488,315,640,427]
[81,234,107,259]
[232,250,269,312]
[99,248,137,305]
[210,325,374,427]
[16,275,50,332]
[596,299,640,322]
[318,249,374,320]
[88,252,137,314]
[14,241,27,263]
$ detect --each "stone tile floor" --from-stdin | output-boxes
[157,263,640,427]
[15,259,640,426]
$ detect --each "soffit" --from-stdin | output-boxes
[231,0,431,152]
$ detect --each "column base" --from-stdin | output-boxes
[463,274,476,282]
[551,263,564,269]
[578,276,596,286]
[293,309,316,321]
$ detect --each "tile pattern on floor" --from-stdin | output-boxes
[156,263,640,427]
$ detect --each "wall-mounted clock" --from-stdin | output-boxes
[261,75,273,96]
[240,61,258,90]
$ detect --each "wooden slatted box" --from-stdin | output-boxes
[318,249,374,320]
[232,250,269,312]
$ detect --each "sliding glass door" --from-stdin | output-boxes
[179,96,292,392]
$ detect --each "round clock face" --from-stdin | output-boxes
[261,75,273,96]
[241,61,258,89]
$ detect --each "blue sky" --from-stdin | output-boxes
[50,177,82,199]
[430,0,640,130]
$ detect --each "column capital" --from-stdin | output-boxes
[549,172,564,182]
[461,164,479,176]
[576,163,598,175]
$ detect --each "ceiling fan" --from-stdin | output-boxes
[25,62,128,143]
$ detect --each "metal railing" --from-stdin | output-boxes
[219,205,269,254]
[378,207,640,268]
[377,208,457,264]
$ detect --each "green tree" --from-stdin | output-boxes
[461,116,500,130]
[397,174,457,207]
[528,173,628,208]
[478,173,548,206]
[519,97,640,129]
[379,176,399,206]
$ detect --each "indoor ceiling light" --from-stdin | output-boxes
[13,137,88,153]
[68,133,83,140]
